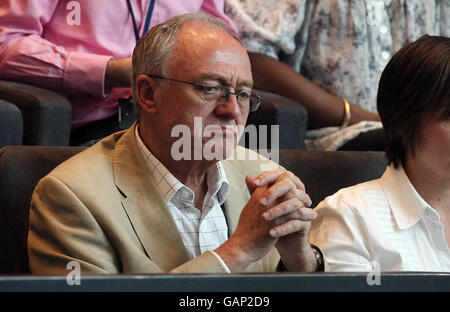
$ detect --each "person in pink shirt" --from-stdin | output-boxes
[0,0,238,145]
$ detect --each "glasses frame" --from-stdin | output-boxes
[146,74,262,112]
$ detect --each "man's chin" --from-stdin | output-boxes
[202,138,237,161]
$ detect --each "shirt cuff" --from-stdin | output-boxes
[210,250,231,273]
[63,51,112,98]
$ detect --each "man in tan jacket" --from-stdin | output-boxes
[28,12,324,274]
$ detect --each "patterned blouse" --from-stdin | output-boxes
[225,0,450,113]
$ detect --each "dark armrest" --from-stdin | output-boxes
[0,80,72,146]
[0,145,86,273]
[244,90,307,149]
[279,150,387,206]
[0,100,23,148]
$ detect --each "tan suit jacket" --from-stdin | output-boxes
[28,124,281,274]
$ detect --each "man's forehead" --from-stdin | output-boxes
[170,22,249,72]
[211,50,250,66]
[180,20,229,39]
[176,21,241,51]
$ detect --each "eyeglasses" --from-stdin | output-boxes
[146,74,262,112]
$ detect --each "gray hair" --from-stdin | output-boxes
[131,11,239,119]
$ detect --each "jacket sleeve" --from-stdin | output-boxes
[28,175,231,274]
[28,175,121,274]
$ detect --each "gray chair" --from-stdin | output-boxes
[0,80,308,148]
[245,91,307,149]
[0,145,386,273]
[279,150,387,206]
[0,146,84,273]
[0,100,23,148]
[0,80,72,146]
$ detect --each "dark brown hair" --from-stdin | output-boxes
[377,35,450,168]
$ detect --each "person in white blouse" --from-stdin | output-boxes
[310,35,450,272]
[225,0,449,151]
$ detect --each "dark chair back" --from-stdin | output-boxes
[0,80,72,146]
[245,91,307,149]
[0,147,386,274]
[0,146,84,273]
[0,100,23,148]
[279,150,387,206]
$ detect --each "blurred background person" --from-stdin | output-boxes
[0,0,237,146]
[225,0,449,150]
[310,35,450,272]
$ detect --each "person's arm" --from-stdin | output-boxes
[28,175,123,274]
[29,169,314,274]
[177,168,318,273]
[309,195,373,272]
[249,52,380,129]
[104,57,132,92]
[29,175,226,274]
[0,0,129,97]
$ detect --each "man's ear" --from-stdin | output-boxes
[135,74,158,114]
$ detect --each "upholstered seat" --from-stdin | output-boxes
[0,81,307,149]
[0,146,386,273]
[0,100,23,148]
[0,81,72,146]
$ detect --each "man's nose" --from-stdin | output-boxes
[214,92,241,120]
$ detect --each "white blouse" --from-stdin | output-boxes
[310,164,450,272]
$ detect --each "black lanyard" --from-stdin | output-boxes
[126,0,156,42]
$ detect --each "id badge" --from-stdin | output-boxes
[118,97,136,129]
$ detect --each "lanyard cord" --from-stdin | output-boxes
[126,0,156,42]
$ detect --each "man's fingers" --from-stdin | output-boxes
[269,219,308,238]
[263,203,317,222]
[283,171,306,192]
[245,174,258,194]
[254,170,306,191]
[261,178,311,207]
[281,188,312,208]
[272,207,317,228]
[262,198,300,221]
[253,169,282,187]
[259,178,293,205]
[263,198,302,220]
[251,170,310,207]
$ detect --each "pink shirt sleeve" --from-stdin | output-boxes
[0,0,112,98]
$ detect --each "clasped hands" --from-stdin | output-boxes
[216,169,318,272]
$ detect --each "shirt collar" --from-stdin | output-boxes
[380,164,430,230]
[134,125,229,205]
[206,161,230,206]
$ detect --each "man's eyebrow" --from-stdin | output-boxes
[197,74,253,88]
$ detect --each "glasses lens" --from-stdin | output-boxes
[201,85,222,101]
[249,93,262,112]
[236,91,251,105]
[200,84,261,112]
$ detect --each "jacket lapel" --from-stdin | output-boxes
[113,124,190,272]
[112,126,266,271]
[221,160,250,236]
